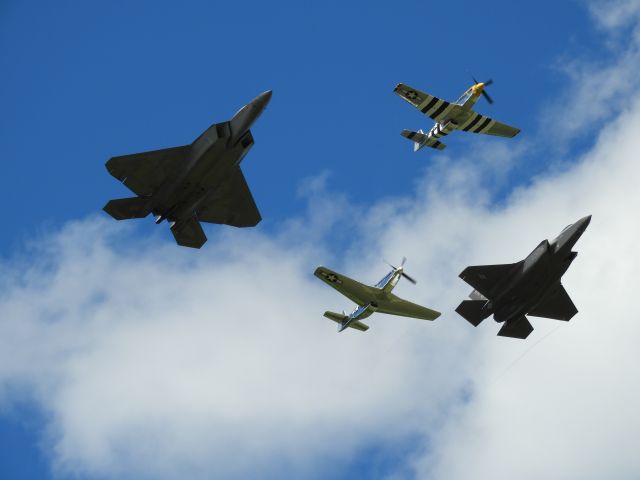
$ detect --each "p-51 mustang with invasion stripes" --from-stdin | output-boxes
[394,79,520,152]
[314,258,440,332]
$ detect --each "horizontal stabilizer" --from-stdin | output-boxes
[497,316,533,339]
[103,197,152,220]
[323,311,369,332]
[170,217,207,249]
[401,130,446,151]
[455,300,491,327]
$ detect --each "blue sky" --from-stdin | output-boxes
[1,0,599,254]
[1,1,638,479]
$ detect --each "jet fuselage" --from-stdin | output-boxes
[153,91,272,225]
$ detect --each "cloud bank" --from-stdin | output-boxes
[1,2,640,479]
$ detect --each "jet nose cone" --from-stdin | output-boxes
[578,214,592,230]
[230,90,272,138]
[254,90,272,110]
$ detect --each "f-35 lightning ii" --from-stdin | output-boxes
[456,215,591,339]
[315,258,441,332]
[103,90,272,248]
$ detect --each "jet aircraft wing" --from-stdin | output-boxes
[197,168,261,227]
[394,83,462,123]
[375,293,441,321]
[459,112,520,137]
[314,267,378,306]
[105,145,190,196]
[529,281,578,321]
[459,262,522,298]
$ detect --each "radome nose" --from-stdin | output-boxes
[254,90,272,110]
[579,215,592,228]
[230,90,272,139]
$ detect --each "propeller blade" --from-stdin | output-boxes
[401,257,407,267]
[471,74,479,85]
[484,79,493,86]
[481,90,494,104]
[401,272,417,284]
[383,259,397,270]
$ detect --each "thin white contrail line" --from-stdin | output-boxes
[491,324,564,384]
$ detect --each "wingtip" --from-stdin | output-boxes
[313,266,325,276]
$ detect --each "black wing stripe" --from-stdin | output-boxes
[430,102,450,120]
[463,114,483,132]
[472,117,492,133]
[421,97,439,114]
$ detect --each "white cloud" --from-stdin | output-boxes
[1,3,640,480]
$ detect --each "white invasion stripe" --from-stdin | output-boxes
[425,99,445,116]
[433,103,455,122]
[417,95,434,111]
[458,112,480,130]
[477,119,496,134]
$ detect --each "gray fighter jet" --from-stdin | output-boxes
[456,215,591,339]
[315,258,441,332]
[103,90,272,248]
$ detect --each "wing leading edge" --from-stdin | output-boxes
[106,145,190,196]
[375,293,441,321]
[459,262,521,298]
[459,112,520,137]
[394,83,461,123]
[314,267,376,305]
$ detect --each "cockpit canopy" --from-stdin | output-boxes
[455,89,474,105]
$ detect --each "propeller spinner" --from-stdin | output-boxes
[385,257,417,284]
[472,75,495,104]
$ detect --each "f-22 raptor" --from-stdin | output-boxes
[315,258,441,332]
[456,215,591,339]
[103,91,272,248]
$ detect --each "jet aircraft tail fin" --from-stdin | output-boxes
[323,311,369,332]
[497,316,534,339]
[103,197,153,220]
[455,300,491,327]
[170,217,207,249]
[401,129,446,151]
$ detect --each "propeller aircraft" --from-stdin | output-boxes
[394,78,520,152]
[314,258,440,332]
